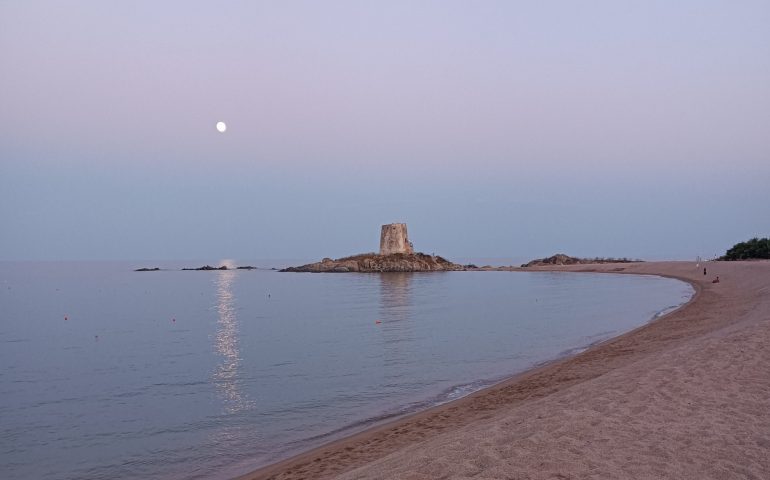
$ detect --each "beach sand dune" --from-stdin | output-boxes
[239,261,770,480]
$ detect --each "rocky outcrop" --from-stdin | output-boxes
[135,265,263,272]
[281,252,464,273]
[522,254,641,267]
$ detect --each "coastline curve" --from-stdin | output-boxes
[235,264,707,480]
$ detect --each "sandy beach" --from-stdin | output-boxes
[238,261,770,480]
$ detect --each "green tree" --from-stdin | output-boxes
[721,237,770,260]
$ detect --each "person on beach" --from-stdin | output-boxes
[712,276,720,283]
[704,267,707,275]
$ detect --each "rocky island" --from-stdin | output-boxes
[280,223,464,273]
[521,253,641,267]
[280,252,463,273]
[182,265,229,271]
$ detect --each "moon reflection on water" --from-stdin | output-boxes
[213,267,253,413]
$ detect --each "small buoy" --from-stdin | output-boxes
[64,315,68,321]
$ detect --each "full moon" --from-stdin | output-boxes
[216,121,227,133]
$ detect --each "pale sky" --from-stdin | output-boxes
[1,1,769,262]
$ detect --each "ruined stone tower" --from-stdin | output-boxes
[379,223,414,255]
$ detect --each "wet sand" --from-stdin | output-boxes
[237,261,770,479]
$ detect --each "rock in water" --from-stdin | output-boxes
[522,254,641,267]
[281,252,464,273]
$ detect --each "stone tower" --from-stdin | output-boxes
[380,223,414,255]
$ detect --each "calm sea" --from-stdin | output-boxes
[0,261,693,480]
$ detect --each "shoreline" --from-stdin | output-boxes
[235,261,770,479]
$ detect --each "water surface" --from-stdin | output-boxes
[0,261,693,479]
